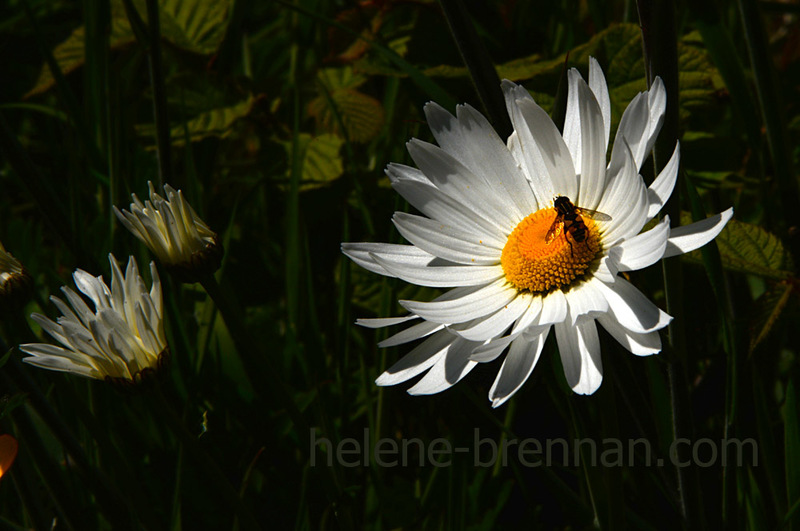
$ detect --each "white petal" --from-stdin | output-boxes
[371,252,504,288]
[449,293,531,341]
[565,280,608,324]
[357,314,418,328]
[539,289,567,325]
[376,329,455,385]
[407,337,479,395]
[406,139,518,232]
[565,70,607,210]
[489,330,548,407]
[454,104,539,217]
[392,212,502,265]
[615,215,671,272]
[588,58,611,151]
[600,166,649,245]
[389,175,507,246]
[22,356,96,378]
[342,242,436,277]
[597,314,662,356]
[646,142,680,221]
[555,318,603,395]
[502,81,577,202]
[593,251,620,283]
[470,333,520,362]
[662,208,733,258]
[608,92,648,171]
[378,320,443,348]
[510,294,543,334]
[399,279,518,324]
[595,277,672,333]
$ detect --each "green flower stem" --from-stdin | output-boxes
[636,0,703,527]
[438,0,513,140]
[149,386,262,531]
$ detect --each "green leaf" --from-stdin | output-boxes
[400,24,719,133]
[158,0,232,55]
[137,95,259,147]
[25,9,136,98]
[749,280,794,353]
[681,214,795,280]
[25,0,231,98]
[309,88,385,144]
[282,134,345,191]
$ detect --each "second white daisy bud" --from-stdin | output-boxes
[114,182,223,283]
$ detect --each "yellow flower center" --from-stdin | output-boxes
[501,207,601,293]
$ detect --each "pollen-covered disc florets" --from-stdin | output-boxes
[501,208,600,292]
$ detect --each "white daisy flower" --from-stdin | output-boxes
[114,182,222,283]
[342,58,733,406]
[20,254,168,385]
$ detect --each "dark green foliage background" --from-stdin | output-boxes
[0,0,799,529]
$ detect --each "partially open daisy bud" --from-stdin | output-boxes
[0,242,33,317]
[20,254,169,388]
[114,182,223,283]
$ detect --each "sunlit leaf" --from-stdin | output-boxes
[309,87,385,144]
[25,10,135,98]
[158,0,232,55]
[282,134,345,191]
[26,0,231,98]
[138,95,259,147]
[682,214,795,280]
[385,24,719,133]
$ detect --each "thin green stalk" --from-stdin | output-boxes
[637,0,704,527]
[437,0,512,140]
[144,0,171,188]
[737,0,800,240]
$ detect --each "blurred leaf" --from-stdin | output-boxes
[749,280,794,354]
[745,468,769,531]
[26,0,231,98]
[0,392,26,421]
[682,214,795,280]
[137,94,259,146]
[326,4,386,63]
[158,0,232,55]
[309,74,385,144]
[395,24,719,132]
[282,134,345,191]
[25,8,136,98]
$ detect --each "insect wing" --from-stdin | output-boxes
[574,206,612,222]
[544,216,562,244]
